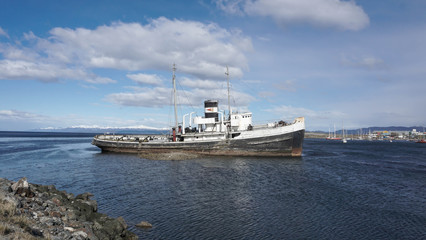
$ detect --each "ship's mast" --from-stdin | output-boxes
[333,124,336,138]
[172,64,178,131]
[226,66,231,119]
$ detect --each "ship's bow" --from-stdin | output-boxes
[291,117,305,156]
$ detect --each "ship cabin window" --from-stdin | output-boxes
[233,114,252,119]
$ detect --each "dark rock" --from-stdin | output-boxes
[72,230,88,240]
[11,177,35,198]
[50,211,62,218]
[74,199,98,221]
[51,197,62,206]
[10,177,29,192]
[76,192,94,201]
[92,215,138,239]
[117,216,128,229]
[29,227,44,237]
[135,221,153,228]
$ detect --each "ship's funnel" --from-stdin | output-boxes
[204,100,218,122]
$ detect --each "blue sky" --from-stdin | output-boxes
[0,0,425,131]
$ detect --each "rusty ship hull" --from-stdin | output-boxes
[92,118,305,157]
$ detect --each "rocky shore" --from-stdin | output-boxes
[0,177,138,240]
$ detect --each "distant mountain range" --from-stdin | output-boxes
[311,126,425,135]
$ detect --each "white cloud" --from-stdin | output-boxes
[0,45,39,61]
[180,78,221,89]
[0,109,55,130]
[127,73,163,86]
[106,87,172,107]
[216,0,369,31]
[45,18,251,79]
[0,59,115,83]
[215,0,247,15]
[265,105,345,127]
[258,91,275,98]
[341,55,385,70]
[0,109,48,121]
[275,79,297,92]
[358,57,384,69]
[257,36,270,42]
[0,27,8,38]
[0,18,252,83]
[106,85,255,108]
[0,60,66,82]
[191,88,255,107]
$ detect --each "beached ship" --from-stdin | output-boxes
[92,65,305,157]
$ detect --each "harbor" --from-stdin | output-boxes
[1,132,425,239]
[306,127,426,142]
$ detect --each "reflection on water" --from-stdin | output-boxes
[0,135,425,239]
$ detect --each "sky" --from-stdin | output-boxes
[0,0,425,131]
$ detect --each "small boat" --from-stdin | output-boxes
[342,123,347,143]
[326,137,342,140]
[92,65,305,157]
[416,127,426,143]
[326,124,341,140]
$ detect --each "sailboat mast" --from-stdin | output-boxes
[172,64,178,131]
[226,66,231,119]
[334,124,336,138]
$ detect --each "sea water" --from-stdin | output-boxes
[0,132,425,239]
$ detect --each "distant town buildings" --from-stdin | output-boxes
[306,128,425,140]
[365,129,424,140]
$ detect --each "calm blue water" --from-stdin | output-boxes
[0,131,425,239]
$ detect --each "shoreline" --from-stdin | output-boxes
[0,177,138,240]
